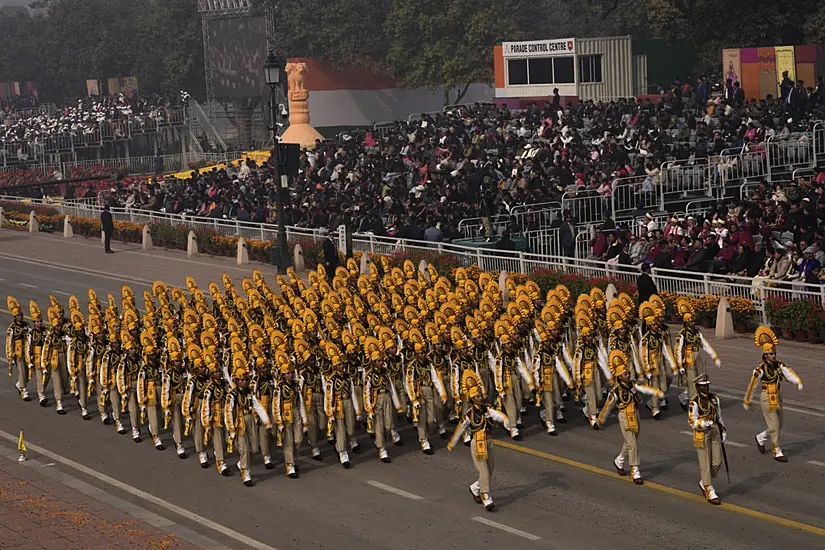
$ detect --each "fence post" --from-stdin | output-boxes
[236,237,249,265]
[187,230,198,257]
[0,207,4,226]
[63,215,73,238]
[28,211,38,233]
[702,274,711,295]
[518,252,526,274]
[142,225,153,250]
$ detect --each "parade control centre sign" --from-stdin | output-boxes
[502,38,576,58]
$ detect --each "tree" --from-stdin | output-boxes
[384,0,523,105]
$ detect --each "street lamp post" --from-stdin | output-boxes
[264,50,289,272]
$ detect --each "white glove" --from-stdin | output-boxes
[645,373,652,381]
[743,402,750,410]
[679,368,686,375]
[714,358,722,368]
[798,384,803,391]
[702,419,713,430]
[721,431,727,443]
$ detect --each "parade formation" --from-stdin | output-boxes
[4,258,805,512]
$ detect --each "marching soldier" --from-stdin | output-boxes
[250,345,275,468]
[491,320,532,440]
[639,301,676,419]
[201,349,231,476]
[534,318,572,435]
[6,297,31,401]
[322,340,356,468]
[100,328,127,433]
[86,314,107,421]
[42,305,69,415]
[448,370,509,512]
[137,332,164,450]
[363,336,401,463]
[674,299,721,410]
[182,344,212,468]
[406,327,447,454]
[160,338,188,458]
[688,374,725,505]
[597,351,663,485]
[295,338,326,461]
[272,349,302,478]
[67,309,91,420]
[745,327,803,462]
[224,355,261,486]
[26,301,48,406]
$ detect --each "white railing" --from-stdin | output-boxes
[766,134,815,182]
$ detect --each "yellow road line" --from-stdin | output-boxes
[495,439,825,538]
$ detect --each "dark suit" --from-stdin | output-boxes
[560,222,575,257]
[637,272,657,305]
[101,210,114,252]
[322,237,338,279]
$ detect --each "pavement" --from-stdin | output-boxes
[0,230,824,549]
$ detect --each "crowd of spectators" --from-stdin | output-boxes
[1,92,186,162]
[587,172,825,285]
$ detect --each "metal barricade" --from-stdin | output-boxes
[562,190,608,226]
[659,159,711,203]
[766,135,814,182]
[611,174,659,219]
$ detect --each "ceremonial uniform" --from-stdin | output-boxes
[251,357,275,467]
[160,351,188,458]
[25,304,48,406]
[745,327,803,462]
[322,341,356,467]
[639,301,676,419]
[363,337,401,463]
[5,299,30,401]
[273,351,302,477]
[674,299,721,407]
[533,323,572,435]
[597,352,662,484]
[449,370,508,512]
[406,330,446,453]
[688,374,724,505]
[42,307,70,414]
[225,357,260,486]
[182,355,211,467]
[100,340,126,433]
[201,361,231,476]
[66,311,91,419]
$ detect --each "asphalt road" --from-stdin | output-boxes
[1,256,825,550]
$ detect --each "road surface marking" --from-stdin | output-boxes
[18,282,37,289]
[495,439,825,538]
[471,516,541,541]
[808,461,825,468]
[0,429,278,550]
[710,390,825,418]
[366,480,423,501]
[53,290,74,297]
[0,253,155,286]
[679,431,746,448]
[784,406,825,418]
[35,462,56,468]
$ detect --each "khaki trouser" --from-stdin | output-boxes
[583,382,599,418]
[306,392,326,450]
[282,413,304,465]
[619,411,639,467]
[471,435,494,494]
[13,356,27,392]
[171,394,184,446]
[647,371,666,409]
[127,386,160,437]
[503,387,518,429]
[32,353,46,397]
[390,376,406,423]
[540,390,557,425]
[193,399,205,453]
[434,378,453,425]
[686,354,707,399]
[237,416,254,470]
[416,386,437,441]
[76,372,88,411]
[373,392,393,451]
[760,390,783,449]
[353,384,364,422]
[697,424,722,487]
[212,426,226,462]
[333,399,356,454]
[49,353,69,403]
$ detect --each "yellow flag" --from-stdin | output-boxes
[17,430,26,453]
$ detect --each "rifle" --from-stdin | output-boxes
[716,421,731,483]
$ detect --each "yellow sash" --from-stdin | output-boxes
[765,383,779,410]
[693,429,705,449]
[50,351,59,370]
[583,364,593,386]
[474,431,488,460]
[13,341,22,358]
[624,403,638,432]
[283,400,293,424]
[147,381,156,406]
[684,348,694,368]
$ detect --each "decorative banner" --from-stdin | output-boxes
[86,79,100,97]
[107,77,120,95]
[722,49,741,85]
[795,45,817,88]
[757,47,777,100]
[11,82,21,96]
[775,45,796,95]
[25,81,38,98]
[502,38,575,58]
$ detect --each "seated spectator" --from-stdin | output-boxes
[709,238,737,274]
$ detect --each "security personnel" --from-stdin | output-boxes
[597,351,662,485]
[448,370,509,512]
[688,374,725,505]
[6,297,31,401]
[745,327,803,462]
